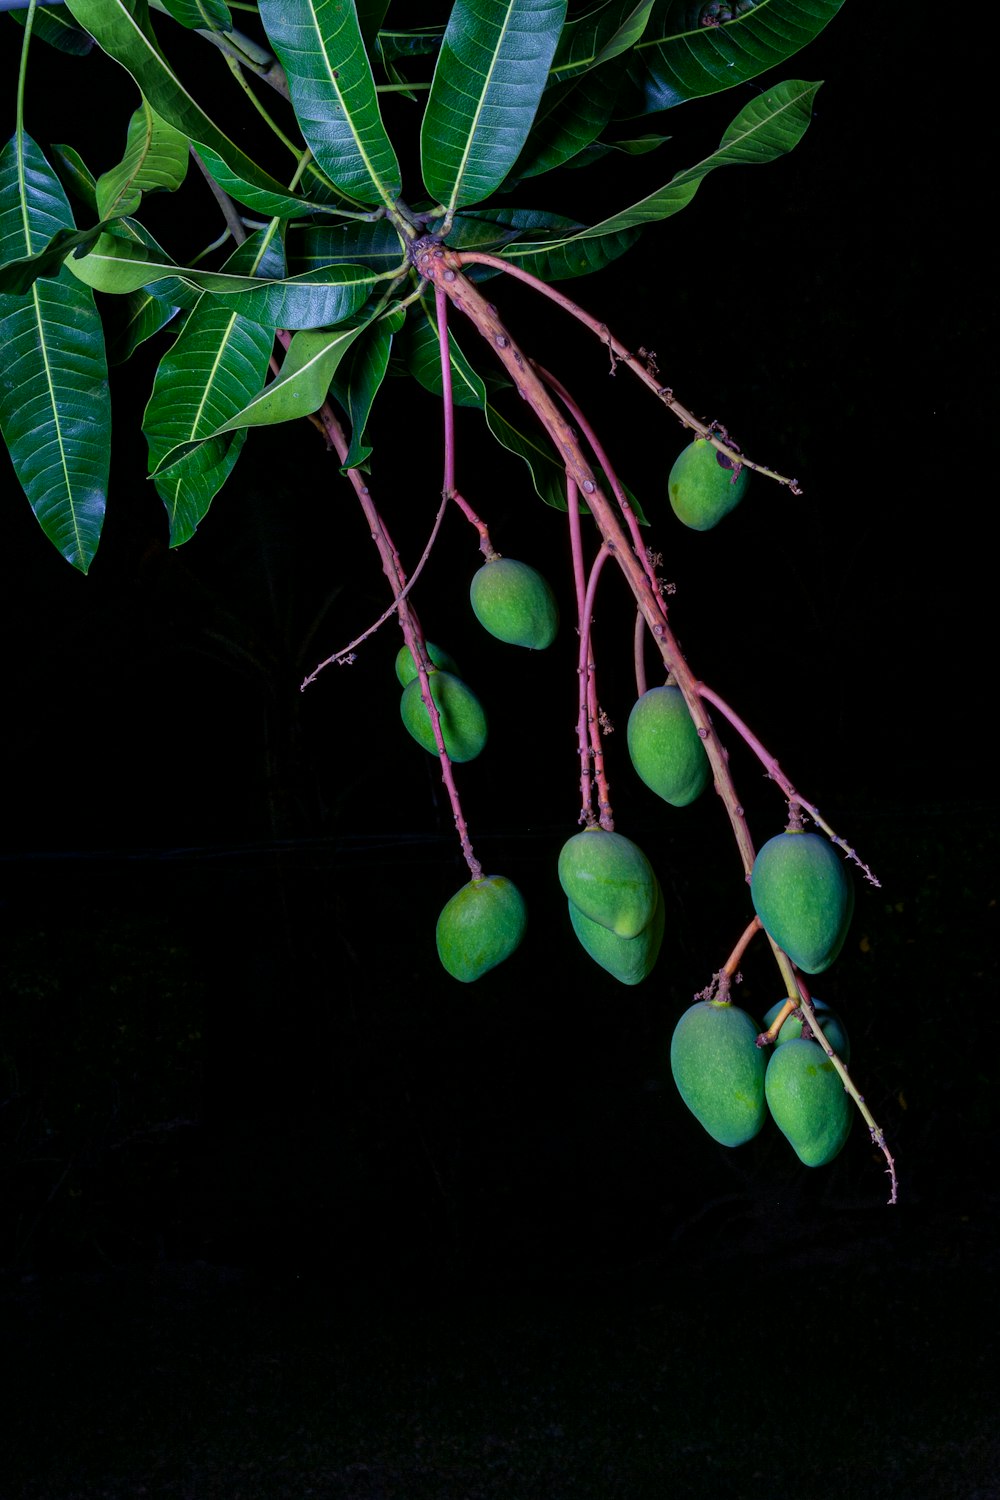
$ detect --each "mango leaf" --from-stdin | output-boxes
[0,223,108,294]
[444,205,584,255]
[356,0,391,52]
[257,0,401,209]
[512,52,627,179]
[64,0,336,217]
[332,305,405,471]
[104,218,200,365]
[49,144,99,215]
[67,231,382,328]
[95,95,189,220]
[157,0,232,32]
[503,77,820,277]
[7,4,95,54]
[376,24,444,66]
[548,0,654,83]
[143,229,285,545]
[565,132,670,168]
[288,218,407,275]
[0,134,108,570]
[625,0,846,113]
[421,0,568,216]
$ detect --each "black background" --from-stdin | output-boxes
[1,7,995,1498]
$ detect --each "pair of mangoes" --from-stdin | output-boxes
[559,827,663,984]
[627,684,710,807]
[670,996,853,1165]
[396,640,488,762]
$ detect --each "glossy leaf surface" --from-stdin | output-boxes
[0,134,108,570]
[95,95,189,220]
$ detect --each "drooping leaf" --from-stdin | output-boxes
[104,217,200,365]
[95,95,189,220]
[8,4,95,54]
[157,0,232,32]
[257,0,401,208]
[625,0,846,113]
[405,294,490,409]
[421,0,568,216]
[143,228,285,545]
[63,0,339,217]
[504,77,821,277]
[67,230,382,328]
[0,134,108,570]
[0,223,108,295]
[288,217,406,276]
[512,52,627,179]
[49,144,99,215]
[332,305,405,470]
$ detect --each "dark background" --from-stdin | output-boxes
[1,7,995,1498]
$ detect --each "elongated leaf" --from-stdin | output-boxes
[0,223,108,294]
[0,134,108,570]
[143,229,283,545]
[548,0,654,83]
[258,0,401,208]
[288,218,407,275]
[421,0,568,215]
[67,231,381,328]
[512,52,627,179]
[158,0,232,32]
[8,4,95,54]
[64,0,334,217]
[626,0,845,112]
[49,143,99,215]
[95,95,189,220]
[196,318,371,436]
[104,217,200,365]
[504,77,819,277]
[332,306,405,470]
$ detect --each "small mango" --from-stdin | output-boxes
[750,831,853,974]
[395,640,460,687]
[436,875,527,982]
[400,670,487,762]
[669,1001,767,1147]
[762,997,850,1064]
[470,557,559,649]
[668,437,749,531]
[764,1036,853,1167]
[626,685,710,807]
[567,878,664,985]
[558,828,658,939]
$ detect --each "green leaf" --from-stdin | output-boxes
[103,217,199,365]
[143,229,284,545]
[257,0,401,208]
[66,230,382,328]
[8,4,95,54]
[63,0,328,218]
[333,305,405,470]
[288,217,407,275]
[0,134,108,570]
[95,95,189,220]
[548,0,654,83]
[512,52,626,179]
[197,318,372,436]
[49,144,99,215]
[504,77,820,277]
[626,0,846,113]
[421,0,568,216]
[0,223,108,295]
[157,0,232,32]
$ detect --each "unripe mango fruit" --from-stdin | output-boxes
[668,438,749,531]
[670,1001,767,1147]
[395,640,460,687]
[400,670,487,762]
[568,878,664,985]
[764,1037,853,1166]
[626,685,710,807]
[470,557,559,649]
[436,875,527,982]
[750,831,853,975]
[558,828,658,939]
[762,997,850,1064]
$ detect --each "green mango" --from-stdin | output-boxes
[750,831,854,974]
[470,557,559,649]
[762,997,850,1064]
[400,670,487,762]
[558,828,658,938]
[436,875,527,983]
[669,1001,767,1147]
[626,685,710,807]
[394,640,460,687]
[765,1037,853,1167]
[668,437,749,531]
[568,878,664,985]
